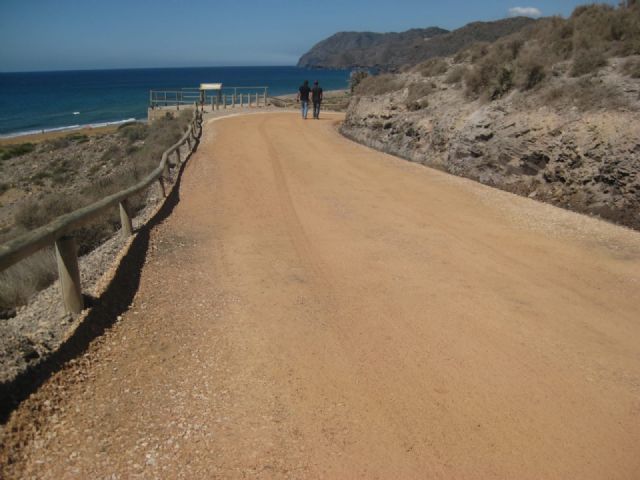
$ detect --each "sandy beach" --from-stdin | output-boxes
[0,124,123,146]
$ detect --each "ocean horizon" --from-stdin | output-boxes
[0,66,351,138]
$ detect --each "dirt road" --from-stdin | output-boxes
[3,112,640,479]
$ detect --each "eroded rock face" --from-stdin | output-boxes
[342,70,640,230]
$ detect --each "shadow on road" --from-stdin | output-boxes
[0,138,200,424]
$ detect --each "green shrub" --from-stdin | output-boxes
[0,143,35,160]
[0,183,8,194]
[117,121,138,130]
[119,123,148,143]
[66,133,89,143]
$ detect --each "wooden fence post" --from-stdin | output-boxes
[55,236,83,314]
[119,199,133,237]
[162,160,170,181]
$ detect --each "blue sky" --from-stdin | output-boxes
[0,0,619,72]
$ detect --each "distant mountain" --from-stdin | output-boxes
[297,17,536,70]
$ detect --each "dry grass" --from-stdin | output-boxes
[354,74,405,96]
[445,65,467,84]
[621,56,640,77]
[42,133,88,152]
[414,58,449,77]
[460,2,640,99]
[463,37,520,99]
[350,71,369,93]
[0,109,194,311]
[405,82,435,111]
[0,249,57,310]
[570,49,607,77]
[543,76,625,110]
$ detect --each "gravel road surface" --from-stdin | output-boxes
[2,112,640,479]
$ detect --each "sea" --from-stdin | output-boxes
[0,66,351,138]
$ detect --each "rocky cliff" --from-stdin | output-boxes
[297,18,535,70]
[341,60,640,230]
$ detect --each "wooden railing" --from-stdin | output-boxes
[0,108,203,314]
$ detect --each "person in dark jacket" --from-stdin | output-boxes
[311,80,323,119]
[297,80,311,119]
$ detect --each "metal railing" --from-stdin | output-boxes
[150,86,269,109]
[0,108,203,314]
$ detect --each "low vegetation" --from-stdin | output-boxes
[621,56,640,77]
[444,65,466,84]
[354,2,639,110]
[350,71,369,93]
[0,250,57,312]
[354,74,405,96]
[405,82,435,111]
[542,75,626,111]
[414,58,449,78]
[0,143,35,161]
[43,133,89,151]
[0,110,193,312]
[460,2,640,100]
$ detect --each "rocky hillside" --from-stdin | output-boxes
[341,3,640,230]
[297,18,535,70]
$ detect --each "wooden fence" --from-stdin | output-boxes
[0,108,203,314]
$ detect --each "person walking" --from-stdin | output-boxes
[297,80,311,119]
[311,80,323,119]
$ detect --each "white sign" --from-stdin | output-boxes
[200,83,223,90]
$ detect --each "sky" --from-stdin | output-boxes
[0,0,620,72]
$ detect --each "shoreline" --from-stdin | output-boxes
[0,118,140,146]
